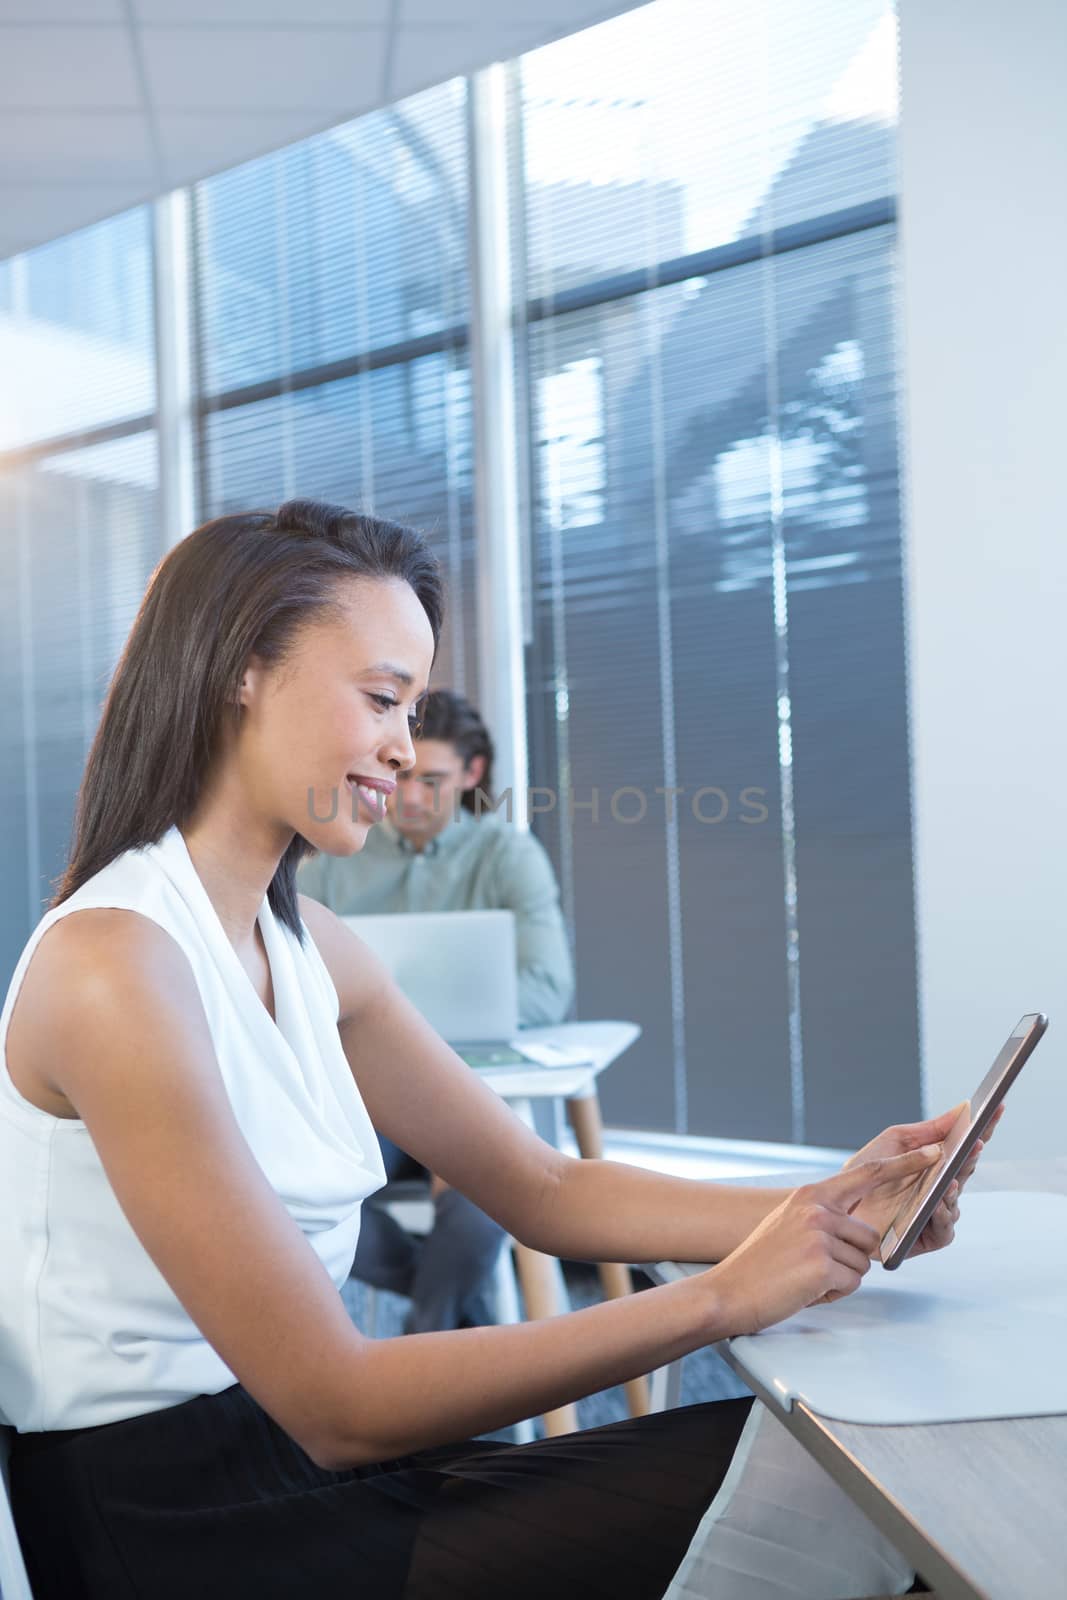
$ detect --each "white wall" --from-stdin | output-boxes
[899,0,1067,1156]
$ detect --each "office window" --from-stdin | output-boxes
[0,5,916,1152]
[515,0,915,1145]
[193,82,476,697]
[0,210,160,984]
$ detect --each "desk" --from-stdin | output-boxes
[479,1020,648,1434]
[475,1019,641,1105]
[649,1157,1067,1600]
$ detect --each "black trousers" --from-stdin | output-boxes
[12,1384,754,1600]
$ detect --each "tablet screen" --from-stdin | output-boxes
[885,1100,972,1236]
[880,1013,1047,1268]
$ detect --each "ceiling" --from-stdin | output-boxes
[0,0,639,258]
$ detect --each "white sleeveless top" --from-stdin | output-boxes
[0,827,386,1433]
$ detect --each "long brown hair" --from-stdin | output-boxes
[53,499,443,936]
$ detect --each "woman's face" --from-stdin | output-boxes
[235,575,434,856]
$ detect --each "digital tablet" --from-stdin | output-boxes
[880,1012,1048,1270]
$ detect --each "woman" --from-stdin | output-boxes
[299,688,573,1333]
[0,500,975,1599]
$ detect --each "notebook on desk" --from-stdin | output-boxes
[340,910,590,1072]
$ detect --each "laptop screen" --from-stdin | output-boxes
[341,909,519,1044]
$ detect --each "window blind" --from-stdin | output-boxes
[193,81,476,696]
[515,0,917,1146]
[0,209,160,985]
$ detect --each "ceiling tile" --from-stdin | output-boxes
[156,108,348,187]
[0,3,124,19]
[0,25,141,108]
[398,0,638,24]
[0,181,152,256]
[0,0,644,254]
[139,25,387,111]
[132,1,390,21]
[0,110,154,184]
[399,1,570,20]
[390,22,543,98]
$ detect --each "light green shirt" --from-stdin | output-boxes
[298,809,574,1027]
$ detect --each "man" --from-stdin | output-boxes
[300,690,574,1331]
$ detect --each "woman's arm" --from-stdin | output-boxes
[529,1157,795,1265]
[299,902,916,1267]
[6,908,729,1465]
[14,908,936,1471]
[540,1112,987,1268]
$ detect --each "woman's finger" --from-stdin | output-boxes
[891,1107,964,1149]
[956,1142,984,1189]
[916,1189,961,1252]
[824,1260,864,1300]
[828,1211,881,1255]
[827,1145,942,1211]
[828,1238,873,1279]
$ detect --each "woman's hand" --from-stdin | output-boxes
[706,1146,942,1336]
[843,1104,1005,1260]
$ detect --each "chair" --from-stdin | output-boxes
[0,1424,34,1600]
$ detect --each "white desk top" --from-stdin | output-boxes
[475,1019,641,1101]
[729,1189,1067,1425]
[655,1158,1067,1600]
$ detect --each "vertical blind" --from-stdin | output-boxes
[192,81,477,698]
[0,212,160,986]
[516,0,918,1146]
[0,2,920,1154]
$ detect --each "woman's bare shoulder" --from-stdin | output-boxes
[24,906,195,1011]
[6,908,200,1115]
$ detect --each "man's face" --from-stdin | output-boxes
[389,738,484,845]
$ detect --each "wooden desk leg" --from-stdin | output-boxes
[565,1091,651,1418]
[513,1243,579,1436]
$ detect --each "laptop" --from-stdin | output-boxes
[340,909,589,1072]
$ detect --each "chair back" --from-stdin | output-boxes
[0,1425,34,1600]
